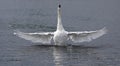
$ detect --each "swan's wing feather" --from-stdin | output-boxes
[14,30,54,44]
[68,27,107,43]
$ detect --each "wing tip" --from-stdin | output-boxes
[101,27,108,34]
[13,30,21,35]
[13,30,18,35]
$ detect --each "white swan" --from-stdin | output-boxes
[14,4,107,45]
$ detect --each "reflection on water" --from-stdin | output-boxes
[19,45,102,66]
[52,45,99,66]
[0,44,120,66]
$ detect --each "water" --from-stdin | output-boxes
[0,0,120,66]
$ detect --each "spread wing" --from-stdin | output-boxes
[14,30,54,44]
[68,27,107,43]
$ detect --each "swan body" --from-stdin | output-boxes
[14,4,107,45]
[54,30,68,45]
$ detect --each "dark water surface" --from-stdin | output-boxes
[0,0,120,66]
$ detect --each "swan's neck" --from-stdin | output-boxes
[57,4,65,31]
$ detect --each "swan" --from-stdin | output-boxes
[14,4,107,45]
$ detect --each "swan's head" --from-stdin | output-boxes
[59,4,61,8]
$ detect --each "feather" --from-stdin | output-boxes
[14,30,54,44]
[68,27,107,43]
